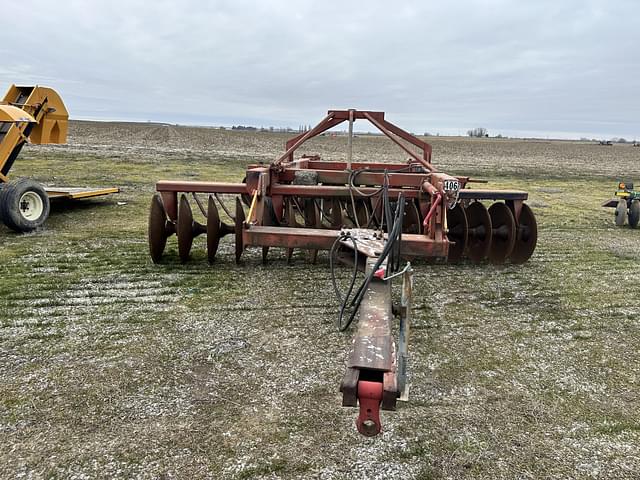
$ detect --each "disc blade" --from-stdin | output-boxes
[148,193,172,264]
[330,199,343,228]
[263,197,280,226]
[235,196,245,264]
[488,202,516,263]
[285,198,296,262]
[177,194,194,263]
[446,203,468,262]
[207,196,220,264]
[403,201,421,234]
[304,199,319,263]
[465,202,491,262]
[510,203,537,264]
[286,198,298,227]
[261,197,277,264]
[355,200,370,227]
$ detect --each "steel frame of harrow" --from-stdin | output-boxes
[149,109,536,436]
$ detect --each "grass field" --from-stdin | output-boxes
[1,122,639,479]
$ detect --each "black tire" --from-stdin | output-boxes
[629,199,640,228]
[0,178,50,232]
[614,199,627,227]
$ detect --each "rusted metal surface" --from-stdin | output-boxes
[148,193,175,264]
[446,204,468,262]
[340,367,359,407]
[278,109,432,167]
[488,202,516,263]
[235,197,245,264]
[465,201,492,262]
[241,226,447,258]
[397,266,413,402]
[177,194,206,263]
[339,229,386,258]
[339,255,403,434]
[347,274,393,371]
[270,184,425,199]
[157,180,247,195]
[510,203,538,264]
[277,169,430,188]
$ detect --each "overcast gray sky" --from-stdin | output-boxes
[1,0,638,139]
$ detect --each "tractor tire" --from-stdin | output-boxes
[614,199,627,226]
[629,199,640,228]
[0,178,50,232]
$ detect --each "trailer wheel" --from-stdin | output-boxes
[629,199,640,228]
[0,178,50,232]
[614,199,627,226]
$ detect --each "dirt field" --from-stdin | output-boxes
[1,121,639,479]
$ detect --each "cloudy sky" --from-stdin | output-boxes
[1,0,637,139]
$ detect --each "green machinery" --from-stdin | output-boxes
[602,181,640,228]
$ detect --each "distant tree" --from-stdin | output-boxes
[618,138,627,143]
[467,127,488,138]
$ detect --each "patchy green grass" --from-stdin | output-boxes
[1,123,639,479]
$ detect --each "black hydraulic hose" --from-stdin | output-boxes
[389,194,405,273]
[330,169,408,331]
[329,233,360,331]
[337,195,405,331]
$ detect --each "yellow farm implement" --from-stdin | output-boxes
[0,84,118,232]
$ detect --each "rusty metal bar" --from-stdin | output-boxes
[306,160,423,171]
[156,180,247,194]
[341,256,397,436]
[271,184,422,199]
[242,226,448,258]
[363,111,435,172]
[397,265,413,401]
[274,112,337,165]
[347,109,354,170]
[278,169,430,188]
[347,260,393,372]
[379,118,433,164]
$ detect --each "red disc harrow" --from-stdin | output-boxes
[148,109,538,435]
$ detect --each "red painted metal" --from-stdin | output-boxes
[243,227,448,257]
[270,184,424,199]
[423,192,442,229]
[277,109,432,168]
[356,381,384,436]
[156,180,247,195]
